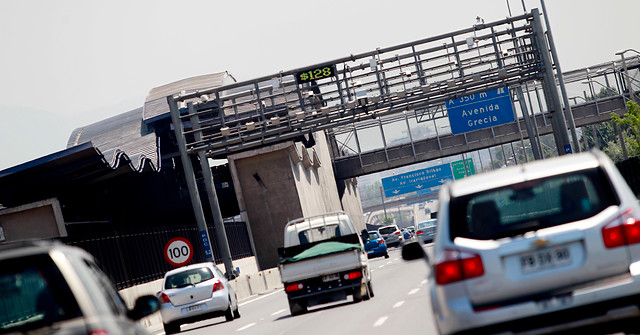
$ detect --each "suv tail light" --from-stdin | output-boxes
[435,249,485,285]
[602,209,640,248]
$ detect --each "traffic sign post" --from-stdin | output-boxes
[164,237,194,267]
[447,87,515,134]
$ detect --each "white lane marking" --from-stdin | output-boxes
[393,301,405,308]
[421,279,427,285]
[239,289,283,307]
[236,323,256,331]
[393,258,399,261]
[386,261,393,265]
[272,309,286,316]
[408,288,420,295]
[373,316,388,327]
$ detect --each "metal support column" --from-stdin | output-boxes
[516,86,542,160]
[540,0,580,153]
[531,8,572,155]
[188,102,236,279]
[168,96,214,263]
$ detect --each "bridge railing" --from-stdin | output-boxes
[168,11,546,158]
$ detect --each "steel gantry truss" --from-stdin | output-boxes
[168,8,570,160]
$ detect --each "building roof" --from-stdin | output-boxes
[0,142,155,208]
[67,108,159,172]
[142,72,236,124]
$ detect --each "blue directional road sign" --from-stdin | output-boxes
[447,87,515,135]
[381,163,453,198]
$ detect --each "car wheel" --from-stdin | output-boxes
[353,282,367,302]
[384,253,389,259]
[225,299,235,322]
[367,280,375,298]
[288,298,308,316]
[233,295,241,319]
[163,322,180,335]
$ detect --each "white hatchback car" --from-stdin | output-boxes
[404,150,640,334]
[158,262,240,334]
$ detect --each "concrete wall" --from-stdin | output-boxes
[339,179,366,233]
[292,132,343,217]
[0,198,67,242]
[228,132,366,270]
[229,143,303,270]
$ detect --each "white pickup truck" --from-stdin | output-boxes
[277,211,373,315]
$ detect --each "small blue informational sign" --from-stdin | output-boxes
[564,144,573,154]
[447,87,515,134]
[381,163,453,198]
[200,230,213,259]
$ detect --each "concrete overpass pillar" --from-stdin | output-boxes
[227,131,365,269]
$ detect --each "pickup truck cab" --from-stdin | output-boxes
[278,212,373,315]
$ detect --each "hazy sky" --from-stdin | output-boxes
[1,0,638,170]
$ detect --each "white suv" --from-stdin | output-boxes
[378,225,405,248]
[404,150,640,334]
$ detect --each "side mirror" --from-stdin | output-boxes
[127,295,160,320]
[401,242,429,264]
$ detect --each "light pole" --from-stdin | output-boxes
[615,49,640,105]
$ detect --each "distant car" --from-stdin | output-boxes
[362,231,389,259]
[401,228,413,241]
[158,262,240,334]
[403,150,640,335]
[378,225,404,247]
[415,219,437,243]
[0,240,159,335]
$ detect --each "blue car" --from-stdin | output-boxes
[362,231,389,259]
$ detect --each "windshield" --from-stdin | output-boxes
[297,224,342,244]
[165,267,215,289]
[449,167,619,240]
[0,254,81,332]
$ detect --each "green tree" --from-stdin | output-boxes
[611,97,640,157]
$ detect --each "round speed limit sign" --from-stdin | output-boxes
[164,237,194,267]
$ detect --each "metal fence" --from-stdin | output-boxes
[62,221,253,290]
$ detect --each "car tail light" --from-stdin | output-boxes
[159,292,172,304]
[395,231,401,235]
[285,283,304,292]
[343,271,362,280]
[89,331,109,335]
[377,239,384,245]
[435,249,485,285]
[602,209,640,249]
[417,230,424,235]
[213,280,224,292]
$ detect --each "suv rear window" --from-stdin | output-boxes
[450,167,619,240]
[379,227,397,235]
[0,254,81,332]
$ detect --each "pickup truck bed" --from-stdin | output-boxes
[278,233,373,315]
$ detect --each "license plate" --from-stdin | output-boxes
[520,247,572,274]
[183,304,202,313]
[322,274,339,282]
